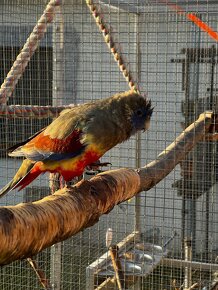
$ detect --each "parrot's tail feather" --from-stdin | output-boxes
[0,180,17,198]
[0,159,40,198]
[14,169,41,191]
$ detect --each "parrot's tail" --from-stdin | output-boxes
[0,159,41,198]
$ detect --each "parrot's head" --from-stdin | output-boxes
[131,98,153,133]
[122,91,153,135]
[94,90,153,147]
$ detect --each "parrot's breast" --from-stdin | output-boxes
[37,144,103,181]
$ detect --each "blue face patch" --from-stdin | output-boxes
[131,108,150,132]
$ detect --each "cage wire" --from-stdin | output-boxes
[0,0,217,290]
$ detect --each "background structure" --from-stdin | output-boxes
[0,0,217,289]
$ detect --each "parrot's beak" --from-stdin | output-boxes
[143,119,151,132]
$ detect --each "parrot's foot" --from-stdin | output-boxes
[64,175,84,187]
[65,181,71,188]
[91,161,112,167]
[86,160,112,172]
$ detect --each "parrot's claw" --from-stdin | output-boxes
[92,161,112,167]
[86,161,112,171]
[65,181,71,188]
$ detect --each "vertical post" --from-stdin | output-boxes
[205,45,216,262]
[52,4,64,107]
[50,4,64,290]
[184,238,192,290]
[183,20,201,246]
[134,13,143,290]
[134,12,142,238]
[182,19,201,290]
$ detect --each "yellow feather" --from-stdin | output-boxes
[39,143,104,173]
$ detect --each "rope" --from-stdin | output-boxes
[0,0,61,105]
[0,0,139,119]
[0,104,74,119]
[86,0,139,93]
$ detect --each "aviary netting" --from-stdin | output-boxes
[0,2,217,290]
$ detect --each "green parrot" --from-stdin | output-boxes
[0,90,153,197]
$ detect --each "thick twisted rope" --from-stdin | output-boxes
[0,0,61,105]
[0,104,74,119]
[86,0,139,93]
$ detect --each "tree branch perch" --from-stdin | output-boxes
[0,111,215,265]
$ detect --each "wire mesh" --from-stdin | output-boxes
[0,0,217,289]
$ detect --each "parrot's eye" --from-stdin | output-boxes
[136,109,143,116]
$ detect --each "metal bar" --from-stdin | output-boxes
[184,239,192,290]
[182,25,201,289]
[50,4,64,290]
[205,45,217,262]
[163,258,218,272]
[134,13,142,237]
[171,59,218,64]
[50,242,62,290]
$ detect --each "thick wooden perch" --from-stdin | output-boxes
[0,112,215,265]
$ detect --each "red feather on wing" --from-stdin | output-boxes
[11,129,86,161]
[28,129,83,153]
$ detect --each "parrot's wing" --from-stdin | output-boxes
[7,127,46,154]
[8,106,93,162]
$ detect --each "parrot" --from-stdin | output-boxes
[0,90,153,197]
